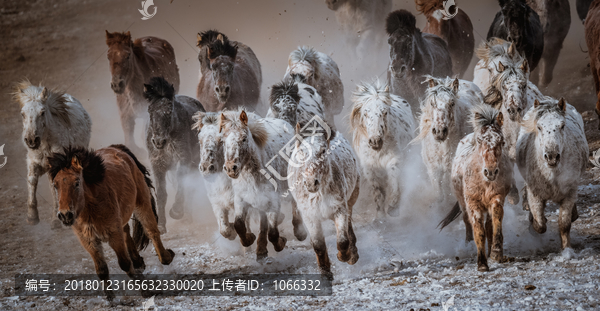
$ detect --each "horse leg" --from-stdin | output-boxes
[462,204,474,242]
[26,161,42,225]
[169,164,186,220]
[539,36,563,87]
[76,233,114,300]
[153,168,168,234]
[233,199,256,247]
[291,199,307,241]
[507,178,519,205]
[558,195,577,249]
[107,228,135,277]
[306,219,332,279]
[135,201,175,265]
[528,192,547,234]
[123,223,145,272]
[485,213,492,258]
[490,200,504,261]
[522,184,529,211]
[117,95,143,155]
[346,181,360,265]
[468,206,488,272]
[214,204,236,240]
[47,174,62,229]
[334,209,351,263]
[267,208,287,252]
[364,168,385,220]
[256,211,269,261]
[386,164,402,217]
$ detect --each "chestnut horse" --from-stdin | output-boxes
[439,105,513,272]
[48,145,174,299]
[105,31,180,155]
[415,0,475,78]
[585,0,600,129]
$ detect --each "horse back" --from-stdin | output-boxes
[138,36,180,93]
[422,33,453,78]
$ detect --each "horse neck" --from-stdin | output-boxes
[124,53,147,96]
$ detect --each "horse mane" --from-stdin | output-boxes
[521,97,566,133]
[475,38,521,67]
[471,105,502,134]
[415,0,443,16]
[270,80,300,106]
[220,109,269,148]
[290,73,307,83]
[192,111,219,132]
[14,81,72,127]
[386,9,417,36]
[144,76,175,102]
[132,38,146,60]
[412,76,457,142]
[48,146,105,185]
[350,80,391,148]
[289,46,321,78]
[197,29,228,47]
[207,36,237,59]
[105,31,145,60]
[484,60,528,109]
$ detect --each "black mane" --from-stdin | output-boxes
[48,147,105,185]
[386,9,417,36]
[197,29,228,48]
[270,80,300,106]
[144,76,175,102]
[207,38,237,60]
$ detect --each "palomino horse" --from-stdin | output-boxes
[283,46,344,126]
[411,76,481,204]
[288,123,360,279]
[220,110,307,260]
[48,145,174,300]
[415,0,475,78]
[196,32,262,112]
[15,81,91,228]
[440,105,512,272]
[350,80,415,219]
[517,98,588,250]
[105,31,180,156]
[585,0,600,129]
[144,77,205,233]
[386,9,453,111]
[487,0,544,72]
[527,0,570,87]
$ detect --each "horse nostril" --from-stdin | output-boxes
[232,165,238,172]
[555,154,560,161]
[223,165,227,171]
[66,211,74,220]
[432,128,437,135]
[442,127,448,136]
[494,168,499,175]
[484,169,489,176]
[208,164,215,172]
[118,81,124,89]
[544,153,548,160]
[57,212,64,222]
[224,86,230,93]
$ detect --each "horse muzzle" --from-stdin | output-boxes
[432,126,449,141]
[110,80,125,94]
[57,210,75,226]
[506,107,522,122]
[214,85,230,103]
[224,162,240,179]
[152,137,167,149]
[199,162,216,174]
[368,137,383,151]
[483,167,499,182]
[24,136,41,149]
[544,152,560,168]
[304,178,320,193]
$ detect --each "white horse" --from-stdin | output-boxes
[350,80,415,219]
[268,79,328,128]
[517,97,588,250]
[473,38,523,95]
[288,124,360,278]
[15,81,92,228]
[283,46,344,127]
[411,76,482,203]
[219,110,307,260]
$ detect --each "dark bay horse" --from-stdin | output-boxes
[487,0,544,73]
[196,31,262,112]
[386,9,453,111]
[585,0,600,129]
[105,31,180,155]
[416,0,475,78]
[144,77,205,233]
[48,145,174,300]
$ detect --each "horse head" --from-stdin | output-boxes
[472,106,505,181]
[426,77,460,142]
[193,112,223,175]
[207,35,238,104]
[144,77,176,150]
[105,31,135,94]
[269,80,301,126]
[17,84,50,150]
[220,110,266,179]
[325,0,346,11]
[386,10,417,79]
[494,59,529,121]
[528,98,568,168]
[351,81,393,151]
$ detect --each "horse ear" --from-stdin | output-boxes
[452,78,459,93]
[105,30,112,39]
[498,61,505,72]
[239,110,248,126]
[384,85,389,93]
[496,111,504,127]
[192,112,205,131]
[40,87,49,101]
[534,99,541,108]
[558,97,566,111]
[125,31,131,38]
[196,33,202,47]
[71,156,82,171]
[217,34,224,44]
[219,113,227,133]
[428,79,437,88]
[295,123,302,149]
[143,84,151,94]
[520,59,529,74]
[508,42,516,57]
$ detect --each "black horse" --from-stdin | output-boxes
[386,9,453,112]
[487,0,544,72]
[144,77,205,234]
[578,0,595,23]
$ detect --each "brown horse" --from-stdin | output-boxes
[585,0,600,130]
[48,145,174,299]
[439,105,513,272]
[416,0,475,78]
[105,31,180,155]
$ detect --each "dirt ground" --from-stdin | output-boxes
[1,0,600,310]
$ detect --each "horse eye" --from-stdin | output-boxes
[242,137,247,143]
[21,112,25,118]
[40,111,45,116]
[537,125,542,131]
[560,123,565,130]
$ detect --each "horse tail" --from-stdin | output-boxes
[110,144,158,251]
[437,202,461,231]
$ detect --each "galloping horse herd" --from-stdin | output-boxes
[14,0,600,297]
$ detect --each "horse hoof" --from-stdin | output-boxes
[51,219,63,230]
[158,224,167,235]
[490,251,503,262]
[321,270,334,281]
[273,237,287,252]
[337,251,350,263]
[161,249,175,265]
[256,252,268,262]
[169,208,184,220]
[477,264,489,272]
[222,228,237,241]
[293,225,308,242]
[27,215,40,226]
[241,233,256,247]
[347,250,359,265]
[387,205,400,217]
[507,188,519,205]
